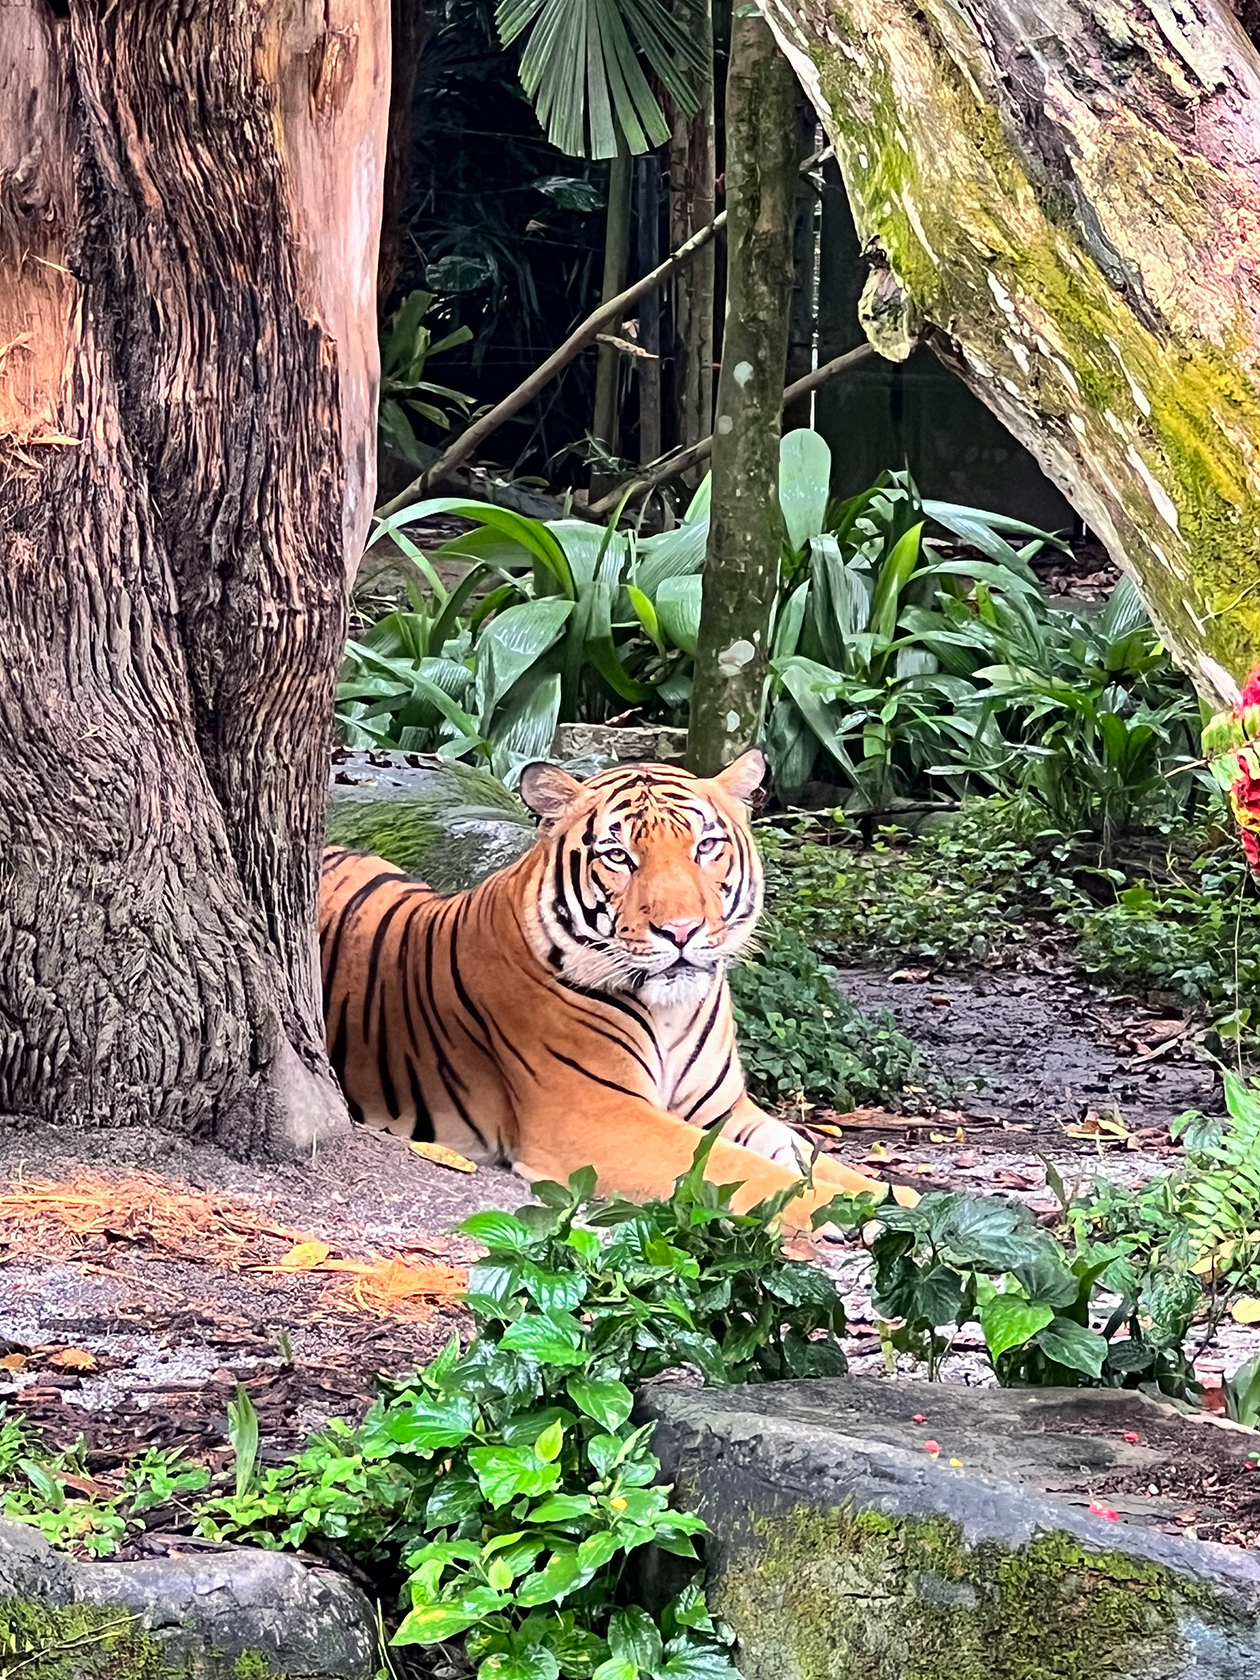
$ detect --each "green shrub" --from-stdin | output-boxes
[729,921,922,1109]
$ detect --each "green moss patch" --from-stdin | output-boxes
[711,1505,1228,1680]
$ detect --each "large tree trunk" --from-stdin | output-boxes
[686,10,798,775]
[0,2,388,1152]
[760,0,1260,704]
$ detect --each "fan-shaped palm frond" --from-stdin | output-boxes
[497,0,706,158]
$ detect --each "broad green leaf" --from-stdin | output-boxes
[468,1444,562,1507]
[1033,1316,1108,1379]
[501,1311,589,1366]
[655,575,702,657]
[979,1294,1055,1362]
[514,1545,589,1607]
[567,1374,634,1430]
[608,1607,662,1673]
[535,1417,565,1462]
[869,522,923,644]
[461,1212,540,1251]
[475,598,574,724]
[779,429,831,551]
[373,499,576,597]
[576,1530,623,1572]
[529,1493,596,1522]
[394,1587,506,1646]
[384,1395,478,1451]
[480,1650,561,1680]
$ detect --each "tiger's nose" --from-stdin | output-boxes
[652,918,705,949]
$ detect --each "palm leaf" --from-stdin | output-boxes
[497,0,705,158]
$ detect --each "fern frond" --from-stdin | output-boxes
[1188,1074,1260,1260]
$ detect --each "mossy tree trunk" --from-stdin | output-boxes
[0,1,388,1150]
[686,12,798,775]
[760,0,1260,704]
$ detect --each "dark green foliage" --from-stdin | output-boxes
[728,922,921,1110]
[816,1187,1199,1397]
[755,802,1073,969]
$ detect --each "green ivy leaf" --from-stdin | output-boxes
[535,1418,565,1463]
[608,1607,663,1673]
[468,1445,562,1508]
[479,1651,561,1680]
[1034,1315,1108,1378]
[515,1546,589,1607]
[567,1375,634,1430]
[384,1396,478,1451]
[979,1294,1055,1362]
[501,1312,589,1367]
[393,1586,505,1645]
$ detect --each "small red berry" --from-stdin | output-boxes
[923,1439,941,1456]
[912,1413,926,1424]
[1123,1432,1140,1444]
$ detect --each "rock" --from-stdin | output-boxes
[550,724,687,778]
[0,1518,378,1679]
[639,1379,1260,1679]
[327,750,534,890]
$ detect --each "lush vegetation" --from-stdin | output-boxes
[344,431,1200,848]
[818,1071,1260,1423]
[0,1141,849,1673]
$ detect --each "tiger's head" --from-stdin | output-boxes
[518,752,765,1008]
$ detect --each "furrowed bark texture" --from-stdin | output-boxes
[760,0,1260,703]
[0,1,388,1151]
[686,12,798,775]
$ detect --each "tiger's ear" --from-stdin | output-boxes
[519,761,584,823]
[713,749,766,805]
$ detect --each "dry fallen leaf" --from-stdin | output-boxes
[49,1347,97,1372]
[276,1240,332,1271]
[0,1353,26,1372]
[410,1141,478,1174]
[1232,1297,1260,1325]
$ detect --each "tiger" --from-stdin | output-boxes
[318,750,919,1231]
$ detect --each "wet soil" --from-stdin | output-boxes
[834,965,1220,1140]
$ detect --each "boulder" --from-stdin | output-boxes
[639,1379,1260,1679]
[327,750,534,890]
[0,1518,378,1679]
[550,724,687,778]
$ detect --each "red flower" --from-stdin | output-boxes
[1240,664,1260,711]
[1123,1432,1140,1445]
[923,1440,941,1456]
[912,1413,926,1424]
[1088,1501,1121,1521]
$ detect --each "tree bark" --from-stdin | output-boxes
[686,12,798,776]
[782,93,820,433]
[760,0,1260,705]
[0,1,388,1151]
[668,0,717,475]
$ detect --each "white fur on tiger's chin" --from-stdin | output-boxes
[632,959,720,1009]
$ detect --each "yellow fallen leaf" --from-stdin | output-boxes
[0,1353,26,1371]
[277,1240,332,1271]
[410,1141,478,1174]
[49,1347,97,1372]
[1232,1297,1260,1324]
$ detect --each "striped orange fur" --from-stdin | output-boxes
[319,751,917,1228]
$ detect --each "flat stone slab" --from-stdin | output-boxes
[640,1379,1260,1679]
[0,1519,377,1679]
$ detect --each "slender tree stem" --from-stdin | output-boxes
[685,10,799,776]
[592,148,634,463]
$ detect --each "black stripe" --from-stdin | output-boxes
[321,871,402,1015]
[405,1055,436,1143]
[686,1051,735,1121]
[376,1009,400,1120]
[547,1048,646,1101]
[675,984,725,1089]
[329,997,365,1125]
[363,886,422,1037]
